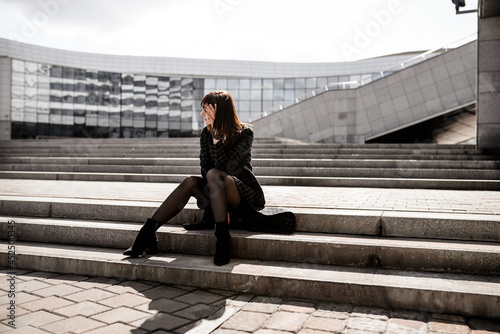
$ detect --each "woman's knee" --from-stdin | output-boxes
[181,175,203,189]
[206,169,226,184]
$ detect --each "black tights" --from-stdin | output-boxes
[151,169,242,226]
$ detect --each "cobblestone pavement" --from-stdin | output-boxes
[1,179,500,215]
[1,269,500,334]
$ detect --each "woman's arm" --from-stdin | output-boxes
[200,127,214,178]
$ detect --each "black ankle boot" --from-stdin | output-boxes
[213,222,231,266]
[123,218,159,257]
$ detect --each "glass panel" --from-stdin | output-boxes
[263,79,273,89]
[250,89,261,100]
[306,77,317,89]
[273,79,283,90]
[216,78,227,89]
[228,79,239,90]
[204,78,216,89]
[239,90,250,100]
[251,79,261,90]
[284,78,294,89]
[295,78,305,89]
[239,79,250,89]
[263,90,273,100]
[317,77,327,87]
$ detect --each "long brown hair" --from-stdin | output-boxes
[201,90,248,145]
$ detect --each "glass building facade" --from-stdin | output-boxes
[10,59,368,139]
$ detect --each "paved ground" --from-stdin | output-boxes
[1,179,500,333]
[1,179,500,215]
[1,269,500,334]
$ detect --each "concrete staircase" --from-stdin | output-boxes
[0,137,499,190]
[0,137,499,319]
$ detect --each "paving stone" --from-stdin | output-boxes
[15,292,40,304]
[297,329,335,334]
[263,311,310,332]
[386,318,427,334]
[222,310,271,332]
[17,271,60,281]
[304,316,346,332]
[20,295,74,311]
[84,322,137,334]
[134,312,191,332]
[72,277,122,289]
[91,306,150,324]
[142,285,188,299]
[227,294,254,307]
[312,303,351,320]
[40,315,105,333]
[351,306,389,321]
[31,283,83,297]
[346,317,388,333]
[0,322,12,332]
[173,303,220,320]
[103,280,153,294]
[256,329,294,334]
[44,274,90,285]
[208,288,238,297]
[99,292,152,308]
[243,296,282,314]
[2,325,51,334]
[174,289,224,305]
[65,287,116,302]
[15,280,52,293]
[13,310,64,328]
[343,329,382,334]
[279,300,316,314]
[53,300,111,317]
[138,297,190,314]
[428,320,472,334]
[212,329,248,334]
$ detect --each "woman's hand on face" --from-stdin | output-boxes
[206,104,216,125]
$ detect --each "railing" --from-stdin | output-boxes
[261,33,478,118]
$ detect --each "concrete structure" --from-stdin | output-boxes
[477,0,500,150]
[0,38,417,140]
[253,42,476,144]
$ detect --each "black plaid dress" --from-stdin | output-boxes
[200,125,265,211]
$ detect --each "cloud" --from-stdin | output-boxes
[0,0,478,62]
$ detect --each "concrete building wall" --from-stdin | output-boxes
[253,42,477,143]
[0,56,11,140]
[477,16,500,150]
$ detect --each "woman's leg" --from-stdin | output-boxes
[151,176,208,225]
[205,169,241,265]
[124,176,207,257]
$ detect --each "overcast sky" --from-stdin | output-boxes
[0,0,478,63]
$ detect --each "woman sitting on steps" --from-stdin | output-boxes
[123,89,294,266]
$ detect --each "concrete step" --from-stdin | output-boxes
[1,164,498,180]
[0,146,491,156]
[1,171,499,190]
[1,197,499,242]
[3,151,498,161]
[1,241,499,319]
[1,157,499,170]
[2,216,499,276]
